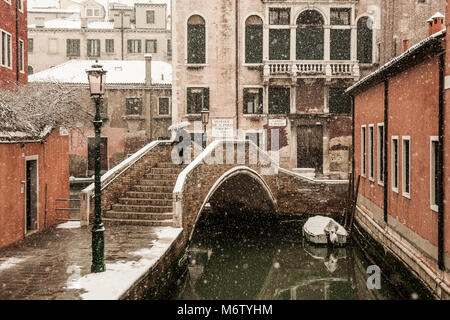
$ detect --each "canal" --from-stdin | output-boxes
[164,211,433,300]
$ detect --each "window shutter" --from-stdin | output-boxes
[187,88,193,114]
[87,40,91,56]
[138,40,141,53]
[204,88,210,111]
[66,39,70,56]
[154,40,157,53]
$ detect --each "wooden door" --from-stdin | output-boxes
[297,125,323,172]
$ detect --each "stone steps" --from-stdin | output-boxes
[103,161,185,226]
[104,211,173,221]
[125,191,173,199]
[118,198,172,206]
[102,218,173,227]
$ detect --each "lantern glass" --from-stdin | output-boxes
[87,64,106,96]
[201,108,209,125]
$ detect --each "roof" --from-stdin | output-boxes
[29,59,172,86]
[347,29,446,95]
[28,8,80,13]
[28,0,60,9]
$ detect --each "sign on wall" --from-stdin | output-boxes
[212,119,234,137]
[268,118,287,127]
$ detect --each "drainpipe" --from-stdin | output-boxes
[383,79,389,224]
[438,53,445,271]
[121,11,124,60]
[351,95,355,197]
[235,0,239,135]
[15,0,19,83]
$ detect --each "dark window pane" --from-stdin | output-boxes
[269,87,290,114]
[357,17,373,63]
[296,27,324,60]
[243,88,263,114]
[331,29,351,60]
[269,8,290,25]
[159,97,170,115]
[331,8,351,25]
[245,24,263,63]
[329,88,351,114]
[187,17,206,64]
[187,88,209,114]
[269,29,290,60]
[126,98,142,115]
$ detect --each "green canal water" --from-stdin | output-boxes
[165,211,433,300]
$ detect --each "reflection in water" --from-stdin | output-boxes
[169,212,416,300]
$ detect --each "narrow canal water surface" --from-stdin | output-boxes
[165,211,431,300]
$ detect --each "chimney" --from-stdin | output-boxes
[428,12,445,36]
[81,18,87,29]
[403,39,410,52]
[36,17,45,28]
[145,54,152,85]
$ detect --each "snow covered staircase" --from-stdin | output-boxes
[102,162,186,226]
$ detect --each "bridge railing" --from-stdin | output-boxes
[79,140,173,225]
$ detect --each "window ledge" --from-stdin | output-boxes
[402,192,411,200]
[369,177,375,183]
[377,180,384,187]
[392,187,399,194]
[186,63,208,69]
[244,63,263,68]
[430,204,438,213]
[154,115,171,120]
[123,115,145,121]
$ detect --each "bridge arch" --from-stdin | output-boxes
[193,166,278,233]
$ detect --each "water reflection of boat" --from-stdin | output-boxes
[303,240,347,273]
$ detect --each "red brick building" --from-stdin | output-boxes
[348,14,449,299]
[0,0,28,87]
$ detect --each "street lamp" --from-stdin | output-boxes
[201,107,209,149]
[86,62,107,273]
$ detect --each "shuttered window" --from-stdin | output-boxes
[66,39,80,57]
[146,40,157,53]
[243,88,263,114]
[87,39,100,57]
[127,40,141,53]
[187,87,209,114]
[105,39,114,53]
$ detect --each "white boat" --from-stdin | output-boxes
[302,215,348,245]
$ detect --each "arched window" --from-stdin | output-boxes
[28,66,34,75]
[245,15,263,64]
[357,17,373,63]
[296,10,324,60]
[187,15,206,64]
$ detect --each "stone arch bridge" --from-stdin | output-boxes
[81,139,348,244]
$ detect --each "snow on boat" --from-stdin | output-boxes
[302,215,348,245]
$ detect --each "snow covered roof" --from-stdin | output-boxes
[28,0,60,9]
[29,59,172,86]
[28,8,80,13]
[428,12,445,21]
[347,29,446,95]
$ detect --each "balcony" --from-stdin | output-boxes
[263,60,360,81]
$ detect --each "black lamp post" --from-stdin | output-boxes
[86,62,107,273]
[201,107,209,149]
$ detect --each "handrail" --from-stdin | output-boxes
[81,139,172,198]
[278,167,349,184]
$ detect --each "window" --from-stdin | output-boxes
[402,137,411,197]
[357,17,373,63]
[158,97,170,115]
[127,40,141,53]
[331,29,351,60]
[269,87,290,114]
[245,131,264,149]
[126,98,142,115]
[1,30,12,68]
[86,8,100,17]
[28,39,33,53]
[88,137,108,171]
[28,66,34,75]
[269,29,290,60]
[147,10,155,24]
[87,39,100,57]
[329,88,351,114]
[269,8,290,25]
[146,40,157,53]
[296,10,324,60]
[368,125,375,180]
[66,39,80,57]
[361,126,366,177]
[245,16,263,64]
[187,15,206,64]
[18,0,23,11]
[187,87,209,114]
[19,39,24,72]
[243,88,263,114]
[105,39,114,53]
[330,8,351,25]
[391,137,399,192]
[377,124,385,185]
[430,137,439,211]
[48,38,58,54]
[167,39,172,56]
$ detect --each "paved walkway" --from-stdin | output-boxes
[0,222,182,300]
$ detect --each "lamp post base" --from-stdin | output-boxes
[91,225,105,273]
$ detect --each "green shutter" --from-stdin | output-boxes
[187,88,193,114]
[138,40,141,53]
[87,40,91,56]
[66,39,70,56]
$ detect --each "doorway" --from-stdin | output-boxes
[297,125,323,173]
[26,159,38,233]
